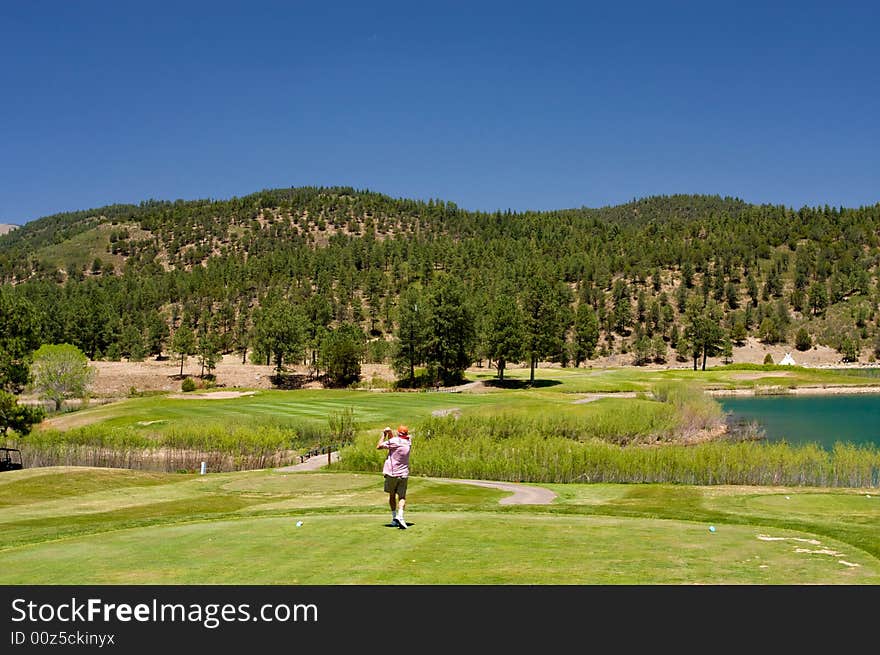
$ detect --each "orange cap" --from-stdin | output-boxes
[397,425,409,437]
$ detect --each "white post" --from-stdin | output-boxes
[200,461,206,475]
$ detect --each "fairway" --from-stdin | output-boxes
[41,364,880,433]
[1,467,877,585]
[41,388,506,433]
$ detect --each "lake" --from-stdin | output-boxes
[721,393,880,449]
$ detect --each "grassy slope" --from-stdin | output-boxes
[36,223,127,272]
[0,467,877,584]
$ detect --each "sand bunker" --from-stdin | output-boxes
[432,408,461,417]
[167,391,258,400]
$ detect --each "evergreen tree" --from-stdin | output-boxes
[424,276,476,384]
[795,328,812,352]
[573,302,600,366]
[730,315,748,346]
[684,297,724,371]
[747,274,759,306]
[651,335,667,363]
[632,335,652,366]
[233,309,250,364]
[392,285,427,385]
[0,390,44,437]
[669,323,680,350]
[170,324,197,377]
[320,323,366,387]
[521,277,569,384]
[682,261,694,288]
[119,323,145,362]
[721,336,733,364]
[612,295,633,335]
[808,282,829,316]
[146,312,169,358]
[758,317,781,345]
[251,302,307,374]
[0,288,42,393]
[725,282,739,309]
[839,334,860,363]
[196,329,221,378]
[675,283,688,313]
[483,289,525,381]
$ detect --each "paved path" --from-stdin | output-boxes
[273,452,556,505]
[571,391,638,404]
[426,478,557,505]
[276,451,340,472]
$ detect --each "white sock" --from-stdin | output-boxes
[397,509,405,521]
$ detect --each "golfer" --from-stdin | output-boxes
[377,425,411,529]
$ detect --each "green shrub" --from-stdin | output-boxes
[763,353,774,365]
[795,328,812,351]
[181,377,196,392]
[839,335,860,362]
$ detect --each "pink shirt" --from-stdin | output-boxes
[379,436,411,477]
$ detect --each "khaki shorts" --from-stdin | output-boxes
[384,475,408,498]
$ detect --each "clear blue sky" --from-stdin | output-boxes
[2,1,878,224]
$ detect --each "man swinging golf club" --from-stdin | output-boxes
[377,425,411,529]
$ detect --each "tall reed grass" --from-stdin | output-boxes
[337,429,880,487]
[6,417,331,472]
[650,381,724,433]
[336,386,878,487]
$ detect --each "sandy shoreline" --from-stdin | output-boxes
[707,385,880,397]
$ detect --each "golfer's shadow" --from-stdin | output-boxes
[385,522,416,528]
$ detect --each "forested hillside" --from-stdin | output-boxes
[1,187,879,386]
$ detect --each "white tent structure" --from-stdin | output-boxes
[779,352,796,366]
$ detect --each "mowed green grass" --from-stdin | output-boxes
[0,467,877,584]
[40,364,879,437]
[41,389,505,434]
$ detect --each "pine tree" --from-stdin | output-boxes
[573,302,600,366]
[483,288,525,380]
[424,276,476,385]
[521,276,571,384]
[171,324,197,377]
[392,285,427,385]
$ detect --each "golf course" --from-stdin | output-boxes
[2,365,879,584]
[1,466,877,584]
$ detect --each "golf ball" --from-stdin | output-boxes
[709,526,716,533]
[296,521,303,527]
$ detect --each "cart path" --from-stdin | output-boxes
[274,453,556,505]
[425,477,557,505]
[276,451,340,472]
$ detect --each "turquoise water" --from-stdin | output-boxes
[721,394,880,449]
